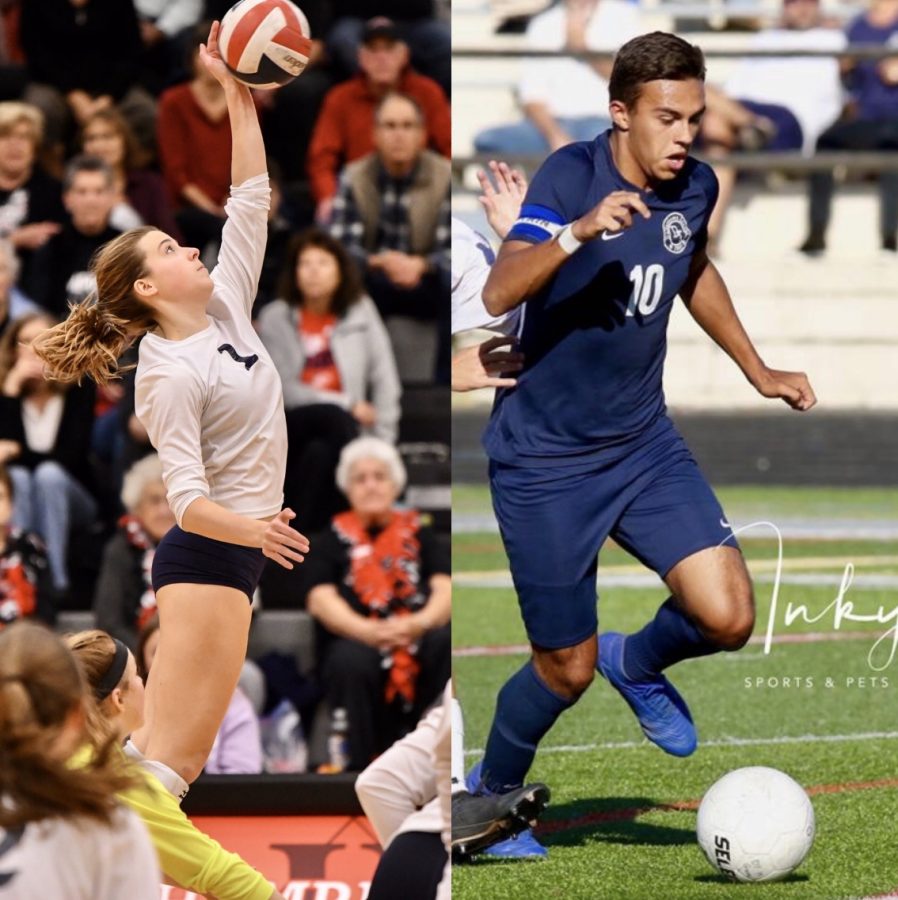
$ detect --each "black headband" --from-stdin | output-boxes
[94,639,129,701]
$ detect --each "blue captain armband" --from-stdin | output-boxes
[507,204,565,244]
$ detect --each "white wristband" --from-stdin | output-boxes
[556,223,583,255]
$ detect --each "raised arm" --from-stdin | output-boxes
[483,190,650,316]
[199,21,266,185]
[681,251,816,411]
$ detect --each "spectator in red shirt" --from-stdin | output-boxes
[307,17,450,224]
[156,24,232,254]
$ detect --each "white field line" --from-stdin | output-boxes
[462,730,898,757]
[454,571,898,590]
[454,629,884,657]
[453,514,898,540]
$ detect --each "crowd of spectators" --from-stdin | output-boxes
[471,0,898,257]
[0,0,450,776]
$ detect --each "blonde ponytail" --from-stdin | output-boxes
[32,225,159,387]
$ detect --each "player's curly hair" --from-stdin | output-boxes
[610,32,706,109]
[32,226,159,387]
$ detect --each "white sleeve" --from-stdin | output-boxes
[354,705,441,848]
[211,173,271,320]
[135,364,209,527]
[451,221,520,335]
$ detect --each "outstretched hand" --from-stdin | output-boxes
[262,508,311,570]
[198,21,233,88]
[452,336,523,391]
[478,160,528,241]
[754,367,817,411]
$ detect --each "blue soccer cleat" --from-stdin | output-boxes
[475,827,548,859]
[597,631,697,757]
[465,762,549,859]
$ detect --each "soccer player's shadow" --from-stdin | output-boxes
[534,796,696,849]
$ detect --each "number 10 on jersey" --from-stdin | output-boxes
[626,264,664,317]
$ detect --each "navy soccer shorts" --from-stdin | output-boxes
[489,415,739,649]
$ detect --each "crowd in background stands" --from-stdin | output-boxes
[473,0,898,256]
[0,0,451,775]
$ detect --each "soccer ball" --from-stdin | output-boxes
[696,767,815,882]
[219,0,311,89]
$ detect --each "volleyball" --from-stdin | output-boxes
[219,0,312,89]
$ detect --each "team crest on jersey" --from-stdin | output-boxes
[662,212,691,254]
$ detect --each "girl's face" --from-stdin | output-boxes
[136,230,212,308]
[82,121,126,169]
[114,652,145,737]
[296,246,340,305]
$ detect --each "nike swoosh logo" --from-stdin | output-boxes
[601,231,624,241]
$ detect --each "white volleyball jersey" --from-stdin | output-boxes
[136,174,287,527]
[451,217,520,336]
[0,806,160,899]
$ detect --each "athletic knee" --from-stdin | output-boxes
[698,587,755,650]
[534,647,596,700]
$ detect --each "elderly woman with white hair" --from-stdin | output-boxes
[304,437,451,771]
[93,453,176,649]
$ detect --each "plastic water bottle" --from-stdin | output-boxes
[326,707,350,772]
[261,699,308,773]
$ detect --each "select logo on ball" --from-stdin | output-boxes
[219,0,311,89]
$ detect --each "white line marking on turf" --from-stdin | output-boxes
[455,571,898,590]
[454,629,887,657]
[453,514,898,539]
[463,730,898,757]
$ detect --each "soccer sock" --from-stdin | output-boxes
[480,661,573,794]
[140,759,190,802]
[450,697,466,795]
[622,596,720,681]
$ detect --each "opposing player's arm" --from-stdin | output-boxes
[482,190,650,316]
[681,251,816,411]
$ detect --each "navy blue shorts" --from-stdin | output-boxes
[489,416,738,650]
[152,526,266,602]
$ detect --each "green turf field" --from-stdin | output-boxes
[452,486,898,900]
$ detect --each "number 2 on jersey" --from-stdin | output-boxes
[626,264,664,317]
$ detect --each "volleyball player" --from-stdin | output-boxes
[34,21,308,802]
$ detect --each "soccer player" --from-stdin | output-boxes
[469,32,817,858]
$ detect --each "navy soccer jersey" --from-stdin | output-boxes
[483,130,719,466]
